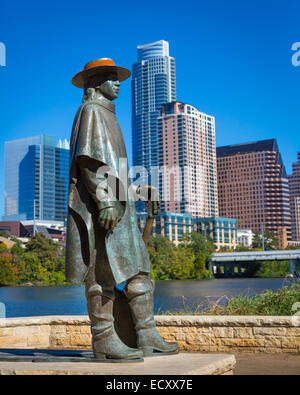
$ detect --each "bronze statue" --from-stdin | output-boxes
[66,58,178,361]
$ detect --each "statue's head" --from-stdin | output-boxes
[84,72,120,101]
[72,58,130,101]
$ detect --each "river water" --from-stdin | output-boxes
[0,278,290,318]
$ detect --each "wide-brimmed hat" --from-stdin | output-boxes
[72,58,131,88]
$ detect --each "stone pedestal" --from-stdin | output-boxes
[0,353,236,375]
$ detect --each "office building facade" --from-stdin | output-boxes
[157,101,219,218]
[137,213,236,250]
[194,217,237,251]
[131,40,176,191]
[288,152,300,241]
[236,229,254,248]
[3,135,69,222]
[217,139,291,239]
[137,211,193,247]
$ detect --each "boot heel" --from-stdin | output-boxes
[141,347,153,357]
[94,352,106,360]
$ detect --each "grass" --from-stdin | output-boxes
[157,283,300,316]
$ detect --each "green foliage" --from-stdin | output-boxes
[159,284,300,316]
[0,231,10,238]
[211,285,300,316]
[0,254,18,286]
[256,260,289,278]
[183,232,215,260]
[235,245,252,252]
[25,233,62,263]
[252,230,279,250]
[0,243,7,251]
[0,233,66,286]
[193,252,213,279]
[148,234,214,280]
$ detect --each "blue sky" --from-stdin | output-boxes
[0,0,299,217]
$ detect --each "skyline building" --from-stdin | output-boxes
[3,135,69,222]
[157,101,219,218]
[216,139,291,239]
[131,40,176,193]
[288,152,300,241]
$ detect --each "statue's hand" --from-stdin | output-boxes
[137,185,160,203]
[137,185,160,218]
[98,206,123,230]
[146,200,160,218]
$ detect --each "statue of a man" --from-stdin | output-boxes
[66,58,178,360]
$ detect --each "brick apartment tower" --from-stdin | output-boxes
[217,139,291,240]
[288,152,300,241]
[157,102,219,218]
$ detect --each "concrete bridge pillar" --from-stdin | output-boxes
[289,260,295,277]
[224,263,229,278]
[295,260,300,277]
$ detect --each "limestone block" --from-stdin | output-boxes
[264,336,282,348]
[39,325,51,334]
[0,336,28,347]
[27,334,50,347]
[70,334,91,346]
[79,326,91,334]
[14,326,40,336]
[253,327,287,337]
[233,327,253,338]
[0,328,14,337]
[50,334,71,347]
[221,338,265,347]
[186,334,211,345]
[50,325,66,334]
[213,327,234,338]
[286,328,300,337]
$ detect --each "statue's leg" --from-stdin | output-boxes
[85,269,143,360]
[85,226,143,360]
[124,273,179,357]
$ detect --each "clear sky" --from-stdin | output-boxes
[0,0,299,218]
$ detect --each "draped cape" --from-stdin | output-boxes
[66,96,150,285]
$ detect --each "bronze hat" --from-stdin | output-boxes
[72,58,131,88]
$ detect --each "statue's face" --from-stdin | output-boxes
[98,73,120,100]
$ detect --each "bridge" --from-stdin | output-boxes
[208,250,300,278]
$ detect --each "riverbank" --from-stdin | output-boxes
[0,278,292,317]
[164,283,300,316]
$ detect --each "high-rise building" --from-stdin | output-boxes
[217,139,291,239]
[3,135,69,222]
[131,40,176,191]
[157,101,219,218]
[288,152,300,241]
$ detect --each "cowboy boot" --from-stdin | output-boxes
[86,284,143,360]
[125,275,178,357]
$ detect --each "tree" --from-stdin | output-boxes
[25,233,62,264]
[193,252,213,279]
[182,232,215,261]
[0,253,18,286]
[252,230,279,250]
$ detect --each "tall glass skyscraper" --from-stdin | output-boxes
[132,40,176,192]
[3,135,69,222]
